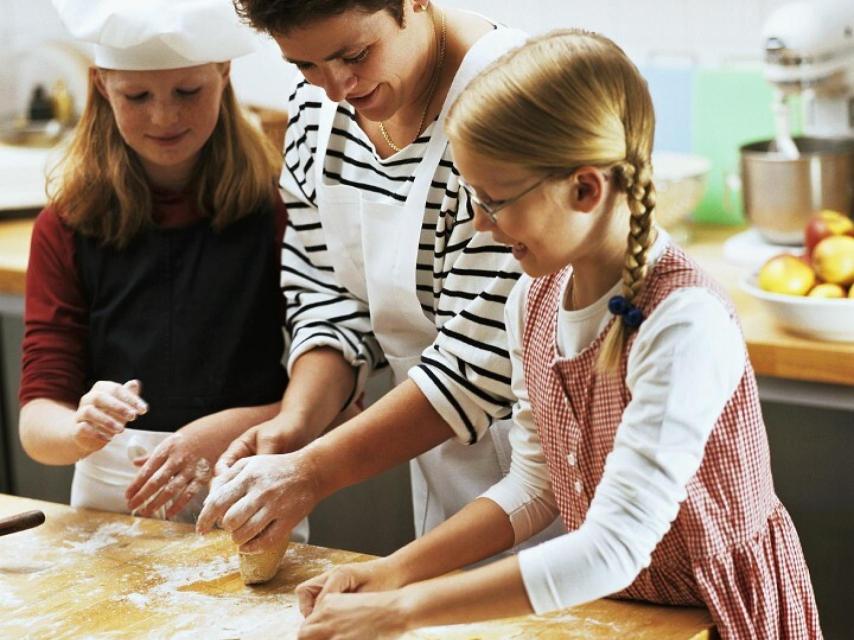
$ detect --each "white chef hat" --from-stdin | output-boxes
[52,0,258,70]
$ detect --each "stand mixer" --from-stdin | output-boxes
[762,0,854,141]
[726,0,854,263]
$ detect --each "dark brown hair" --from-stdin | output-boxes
[234,0,405,34]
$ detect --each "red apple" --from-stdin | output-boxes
[804,210,854,257]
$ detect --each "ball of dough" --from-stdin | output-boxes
[239,536,290,585]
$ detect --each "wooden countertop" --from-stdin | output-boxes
[0,495,714,639]
[685,225,854,386]
[1,217,852,385]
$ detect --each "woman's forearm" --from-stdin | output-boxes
[19,399,82,465]
[386,497,515,587]
[400,555,534,630]
[276,347,358,444]
[306,379,456,501]
[177,401,281,454]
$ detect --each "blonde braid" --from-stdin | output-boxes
[597,159,657,373]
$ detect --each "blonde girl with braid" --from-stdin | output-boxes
[291,30,821,640]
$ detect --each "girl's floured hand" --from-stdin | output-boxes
[296,558,404,618]
[298,590,411,640]
[73,379,147,457]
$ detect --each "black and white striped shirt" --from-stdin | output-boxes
[280,78,521,444]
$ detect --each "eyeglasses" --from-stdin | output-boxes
[458,174,553,224]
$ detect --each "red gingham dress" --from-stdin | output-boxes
[522,245,822,640]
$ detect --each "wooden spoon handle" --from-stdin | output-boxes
[0,510,45,536]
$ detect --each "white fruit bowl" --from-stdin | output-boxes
[741,274,854,342]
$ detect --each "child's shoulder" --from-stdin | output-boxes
[525,266,572,306]
[646,244,733,312]
[29,205,78,264]
[33,205,75,240]
[638,245,744,351]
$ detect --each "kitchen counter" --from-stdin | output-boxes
[685,225,854,387]
[0,494,715,639]
[2,218,853,385]
[0,218,31,296]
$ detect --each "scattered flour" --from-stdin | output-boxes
[122,592,150,608]
[109,556,303,638]
[64,520,144,555]
[150,555,238,591]
[0,590,23,609]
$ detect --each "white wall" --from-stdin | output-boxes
[445,0,791,66]
[0,0,792,118]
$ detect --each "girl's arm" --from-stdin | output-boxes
[19,398,86,465]
[296,496,515,615]
[300,555,533,638]
[19,379,148,465]
[401,555,533,627]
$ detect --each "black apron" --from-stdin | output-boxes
[75,207,286,432]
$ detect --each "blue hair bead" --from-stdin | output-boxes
[608,295,629,315]
[624,307,645,328]
[608,295,645,329]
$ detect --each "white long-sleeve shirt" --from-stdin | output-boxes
[279,54,523,441]
[481,231,747,612]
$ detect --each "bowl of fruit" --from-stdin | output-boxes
[741,210,854,342]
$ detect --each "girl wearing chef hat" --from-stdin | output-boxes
[292,30,822,640]
[18,0,295,527]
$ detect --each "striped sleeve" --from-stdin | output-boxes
[280,80,384,402]
[409,179,521,444]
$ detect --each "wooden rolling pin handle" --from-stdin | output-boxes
[0,510,46,536]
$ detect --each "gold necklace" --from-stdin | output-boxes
[379,5,446,153]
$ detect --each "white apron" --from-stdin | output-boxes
[70,428,310,542]
[314,27,547,538]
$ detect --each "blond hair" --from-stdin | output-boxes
[48,67,282,248]
[446,29,656,373]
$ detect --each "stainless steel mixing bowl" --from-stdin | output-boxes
[740,136,854,245]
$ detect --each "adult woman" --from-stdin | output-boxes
[198,0,563,551]
[19,0,292,527]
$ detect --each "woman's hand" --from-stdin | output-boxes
[216,401,361,472]
[296,558,404,617]
[125,430,216,519]
[216,416,312,471]
[195,451,321,550]
[72,380,147,458]
[298,590,412,640]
